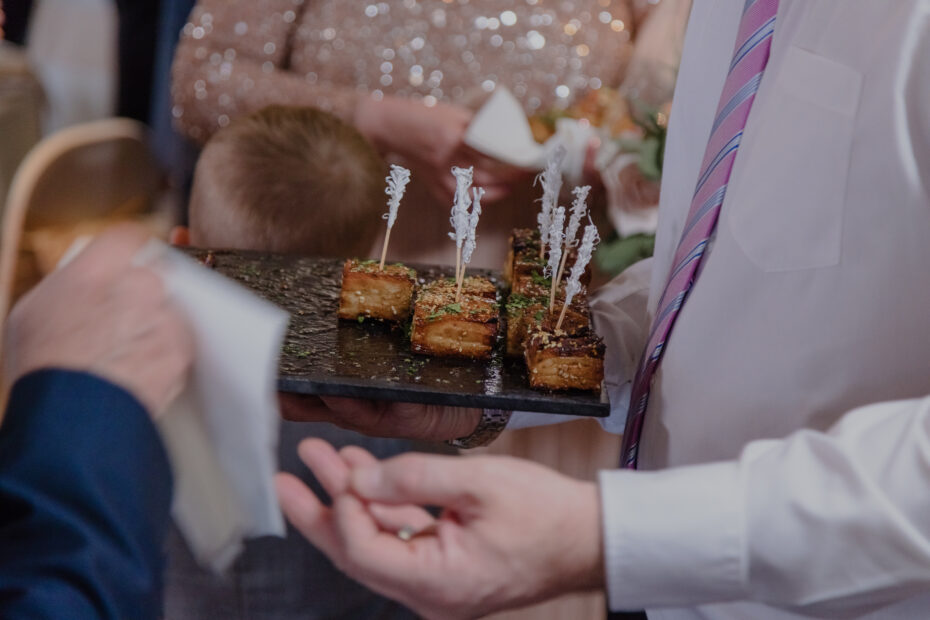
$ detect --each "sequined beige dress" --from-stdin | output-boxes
[172,0,654,269]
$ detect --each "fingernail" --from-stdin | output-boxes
[352,466,383,495]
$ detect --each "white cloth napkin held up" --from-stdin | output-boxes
[464,86,599,186]
[465,86,660,237]
[131,241,290,572]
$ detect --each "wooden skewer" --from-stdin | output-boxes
[455,271,465,302]
[555,300,569,331]
[378,227,393,270]
[454,246,463,302]
[555,244,570,290]
[549,273,558,313]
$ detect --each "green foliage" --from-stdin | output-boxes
[616,100,668,182]
[596,234,656,276]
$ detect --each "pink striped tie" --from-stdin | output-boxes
[620,0,779,468]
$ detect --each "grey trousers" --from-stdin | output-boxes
[163,420,452,619]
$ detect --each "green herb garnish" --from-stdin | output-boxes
[427,302,463,321]
[239,264,261,278]
[506,293,536,310]
[530,271,552,287]
[388,263,416,278]
[404,358,427,375]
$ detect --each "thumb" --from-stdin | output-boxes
[350,453,481,510]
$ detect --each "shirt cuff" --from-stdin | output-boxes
[598,462,747,611]
[506,411,578,430]
[505,379,631,434]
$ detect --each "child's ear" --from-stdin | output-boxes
[169,226,191,247]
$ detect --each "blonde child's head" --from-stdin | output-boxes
[189,105,385,257]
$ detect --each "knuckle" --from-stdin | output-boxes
[125,267,166,300]
[338,534,370,576]
[165,307,194,348]
[392,456,427,493]
[169,339,194,374]
[72,225,150,278]
[95,223,152,257]
[5,298,27,331]
[328,550,350,574]
[108,273,162,314]
[343,539,366,569]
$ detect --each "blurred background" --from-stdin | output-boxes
[0,0,196,321]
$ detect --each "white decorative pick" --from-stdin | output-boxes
[448,166,474,248]
[378,164,411,269]
[449,166,474,292]
[545,206,566,279]
[462,186,485,266]
[455,185,486,302]
[383,164,411,228]
[557,222,600,330]
[535,146,566,258]
[555,184,591,286]
[565,185,590,249]
[545,206,566,311]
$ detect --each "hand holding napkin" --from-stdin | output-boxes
[132,242,290,572]
[465,86,659,237]
[464,86,601,185]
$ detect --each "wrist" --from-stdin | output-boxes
[356,95,411,156]
[560,481,606,594]
[354,95,389,151]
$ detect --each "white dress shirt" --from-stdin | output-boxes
[514,1,930,617]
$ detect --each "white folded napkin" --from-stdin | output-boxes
[464,86,600,186]
[132,242,290,572]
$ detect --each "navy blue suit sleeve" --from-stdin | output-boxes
[0,369,173,620]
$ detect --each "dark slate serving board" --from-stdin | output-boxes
[186,249,609,417]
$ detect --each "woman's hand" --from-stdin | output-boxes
[613,160,661,210]
[355,95,529,204]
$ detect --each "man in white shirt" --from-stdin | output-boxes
[276,1,930,618]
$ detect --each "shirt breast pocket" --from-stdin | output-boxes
[726,45,863,272]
